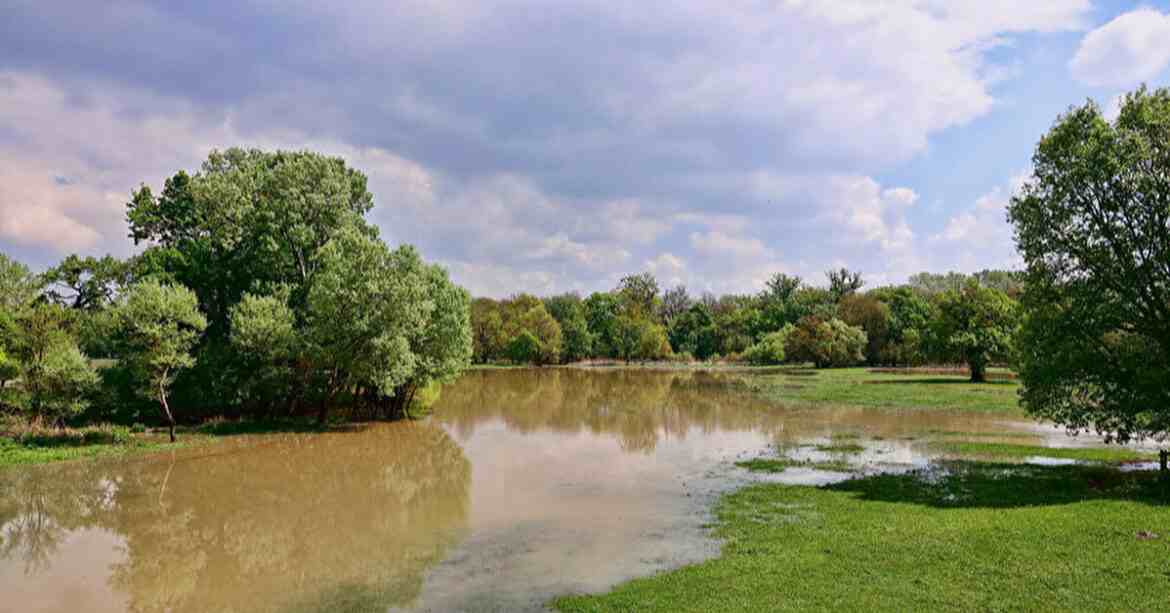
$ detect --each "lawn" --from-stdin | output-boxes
[743,367,1021,413]
[931,441,1158,463]
[554,462,1170,612]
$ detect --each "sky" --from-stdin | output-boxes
[2,1,1169,297]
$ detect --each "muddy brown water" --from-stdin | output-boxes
[0,369,1090,612]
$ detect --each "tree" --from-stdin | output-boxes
[785,317,867,368]
[470,298,506,363]
[112,281,207,441]
[743,325,792,365]
[507,331,542,365]
[612,315,668,363]
[868,286,934,365]
[0,253,42,311]
[660,285,692,325]
[229,290,300,412]
[826,268,864,301]
[500,294,561,365]
[544,293,594,363]
[5,304,97,424]
[1008,86,1170,448]
[584,292,622,358]
[929,282,1017,383]
[838,293,891,365]
[617,272,660,321]
[668,303,718,360]
[42,254,131,311]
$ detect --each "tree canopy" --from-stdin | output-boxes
[1009,86,1170,443]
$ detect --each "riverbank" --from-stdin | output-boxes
[554,460,1170,612]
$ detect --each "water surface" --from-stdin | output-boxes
[0,369,1080,612]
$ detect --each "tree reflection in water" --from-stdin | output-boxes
[0,422,470,612]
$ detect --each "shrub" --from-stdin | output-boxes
[785,317,867,368]
[743,325,793,365]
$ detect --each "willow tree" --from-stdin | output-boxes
[1009,87,1170,463]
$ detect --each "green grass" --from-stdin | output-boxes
[744,367,1021,413]
[0,435,190,467]
[554,462,1170,612]
[813,443,865,454]
[932,441,1158,464]
[736,458,854,473]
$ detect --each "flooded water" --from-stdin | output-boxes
[0,369,1085,612]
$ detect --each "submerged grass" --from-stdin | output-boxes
[745,367,1021,413]
[813,442,865,454]
[554,462,1170,612]
[932,441,1158,464]
[736,458,854,473]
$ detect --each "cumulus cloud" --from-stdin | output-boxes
[930,172,1028,272]
[1070,8,1170,87]
[0,1,1090,295]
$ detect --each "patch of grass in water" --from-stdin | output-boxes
[553,462,1170,612]
[736,458,854,473]
[814,442,865,454]
[932,441,1157,464]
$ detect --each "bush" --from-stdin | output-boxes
[785,317,867,368]
[743,325,793,365]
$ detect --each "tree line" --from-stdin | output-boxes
[471,267,1021,383]
[0,149,474,439]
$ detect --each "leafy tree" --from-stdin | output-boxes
[470,298,507,363]
[6,304,98,425]
[659,285,692,325]
[229,290,300,411]
[785,317,867,368]
[617,272,660,321]
[500,294,561,365]
[612,316,669,363]
[112,281,207,441]
[1008,86,1170,445]
[867,286,935,365]
[544,293,594,363]
[42,254,131,311]
[506,331,543,365]
[826,268,864,301]
[788,287,838,322]
[929,282,1017,383]
[668,303,719,360]
[302,229,429,423]
[0,252,42,311]
[763,273,802,305]
[838,293,891,365]
[743,325,793,365]
[584,292,622,357]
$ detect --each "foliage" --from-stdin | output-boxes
[929,282,1017,383]
[500,294,562,365]
[785,317,866,368]
[507,331,543,365]
[0,252,42,311]
[616,272,660,321]
[42,254,131,311]
[544,293,594,363]
[745,367,1020,412]
[668,303,719,360]
[826,267,864,301]
[1009,86,1170,444]
[111,280,207,440]
[837,293,890,365]
[584,291,621,358]
[3,304,98,424]
[742,325,792,365]
[659,285,691,324]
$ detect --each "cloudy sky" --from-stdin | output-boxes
[2,1,1168,297]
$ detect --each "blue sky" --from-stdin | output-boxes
[2,1,1168,297]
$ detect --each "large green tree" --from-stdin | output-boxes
[1009,87,1170,446]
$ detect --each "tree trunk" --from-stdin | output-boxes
[1160,449,1168,475]
[159,380,176,443]
[969,361,986,383]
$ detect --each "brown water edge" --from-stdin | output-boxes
[0,368,1102,613]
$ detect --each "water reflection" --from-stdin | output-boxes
[3,369,1057,612]
[1,422,470,613]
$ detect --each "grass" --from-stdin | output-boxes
[813,443,865,454]
[932,441,1158,464]
[736,458,855,473]
[744,367,1021,413]
[554,462,1170,612]
[0,417,338,468]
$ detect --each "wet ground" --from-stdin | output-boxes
[0,368,1125,612]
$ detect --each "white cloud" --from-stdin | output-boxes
[1070,8,1170,87]
[930,172,1027,271]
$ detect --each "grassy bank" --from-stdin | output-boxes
[554,462,1170,612]
[743,367,1021,413]
[0,418,334,468]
